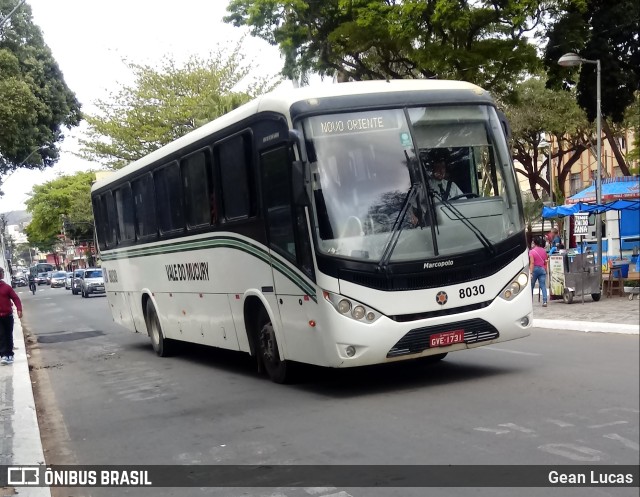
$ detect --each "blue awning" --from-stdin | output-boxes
[567,176,640,204]
[542,199,640,219]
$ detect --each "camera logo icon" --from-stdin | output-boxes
[7,466,40,485]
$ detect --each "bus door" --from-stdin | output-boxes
[261,145,315,350]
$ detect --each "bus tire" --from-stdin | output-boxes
[146,300,174,357]
[256,308,291,383]
[591,293,601,302]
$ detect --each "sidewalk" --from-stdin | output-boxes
[0,311,50,497]
[0,296,637,495]
[532,290,640,334]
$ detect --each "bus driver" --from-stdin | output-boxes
[427,150,462,201]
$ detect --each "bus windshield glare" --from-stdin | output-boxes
[303,105,524,262]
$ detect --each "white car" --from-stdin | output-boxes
[80,268,105,298]
[65,272,73,290]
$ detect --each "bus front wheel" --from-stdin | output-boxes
[146,300,175,357]
[257,308,291,384]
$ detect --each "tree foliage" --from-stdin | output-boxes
[224,0,543,99]
[78,42,280,170]
[0,0,81,177]
[545,0,639,123]
[504,77,594,200]
[544,0,639,174]
[24,171,96,253]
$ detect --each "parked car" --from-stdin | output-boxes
[71,269,85,295]
[80,268,105,298]
[36,272,48,285]
[50,271,67,288]
[65,272,73,290]
[11,275,27,288]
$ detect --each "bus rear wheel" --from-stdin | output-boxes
[257,308,291,384]
[146,300,175,357]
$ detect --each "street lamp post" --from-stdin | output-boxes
[558,52,602,287]
[538,139,553,203]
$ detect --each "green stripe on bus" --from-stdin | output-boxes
[100,236,316,300]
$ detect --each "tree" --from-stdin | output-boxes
[0,0,81,177]
[224,0,543,99]
[544,0,640,175]
[24,171,96,256]
[78,42,280,170]
[504,77,593,200]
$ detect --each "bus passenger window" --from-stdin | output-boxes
[182,151,210,228]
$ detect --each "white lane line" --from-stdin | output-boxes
[498,423,536,434]
[598,407,640,414]
[588,420,629,429]
[482,347,541,356]
[546,419,575,428]
[305,489,338,495]
[603,433,640,451]
[474,427,510,435]
[538,443,604,462]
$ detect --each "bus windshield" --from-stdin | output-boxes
[303,105,523,262]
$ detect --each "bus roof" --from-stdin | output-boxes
[92,79,490,192]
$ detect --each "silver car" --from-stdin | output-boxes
[50,271,67,288]
[80,268,105,298]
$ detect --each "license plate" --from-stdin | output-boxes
[429,329,465,348]
[95,286,104,291]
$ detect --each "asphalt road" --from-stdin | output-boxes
[17,285,639,497]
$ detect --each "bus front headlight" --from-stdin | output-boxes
[500,271,529,301]
[323,291,381,324]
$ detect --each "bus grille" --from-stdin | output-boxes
[387,318,499,358]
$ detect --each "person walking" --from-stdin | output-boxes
[0,267,23,365]
[529,236,549,307]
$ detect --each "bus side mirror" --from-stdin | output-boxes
[292,160,310,206]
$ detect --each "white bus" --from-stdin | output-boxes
[92,80,532,383]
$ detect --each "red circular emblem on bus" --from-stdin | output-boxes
[436,291,448,305]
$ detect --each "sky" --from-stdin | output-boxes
[0,0,285,214]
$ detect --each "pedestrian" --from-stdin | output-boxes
[529,236,549,307]
[549,227,561,249]
[0,267,23,365]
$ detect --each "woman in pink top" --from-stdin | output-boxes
[529,236,548,306]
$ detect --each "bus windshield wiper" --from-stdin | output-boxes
[432,191,496,255]
[377,184,418,271]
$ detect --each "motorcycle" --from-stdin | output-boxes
[29,280,36,295]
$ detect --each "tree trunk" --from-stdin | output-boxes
[603,119,631,176]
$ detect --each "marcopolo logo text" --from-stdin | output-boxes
[423,260,454,270]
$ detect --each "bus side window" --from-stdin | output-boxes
[154,161,185,234]
[181,150,211,229]
[215,133,254,221]
[132,173,157,239]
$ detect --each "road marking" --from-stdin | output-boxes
[474,427,510,435]
[538,443,605,462]
[305,488,338,495]
[546,419,575,427]
[588,421,628,429]
[599,407,640,414]
[603,433,639,451]
[482,347,541,356]
[498,423,536,434]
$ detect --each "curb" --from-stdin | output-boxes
[5,312,52,497]
[533,318,640,335]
